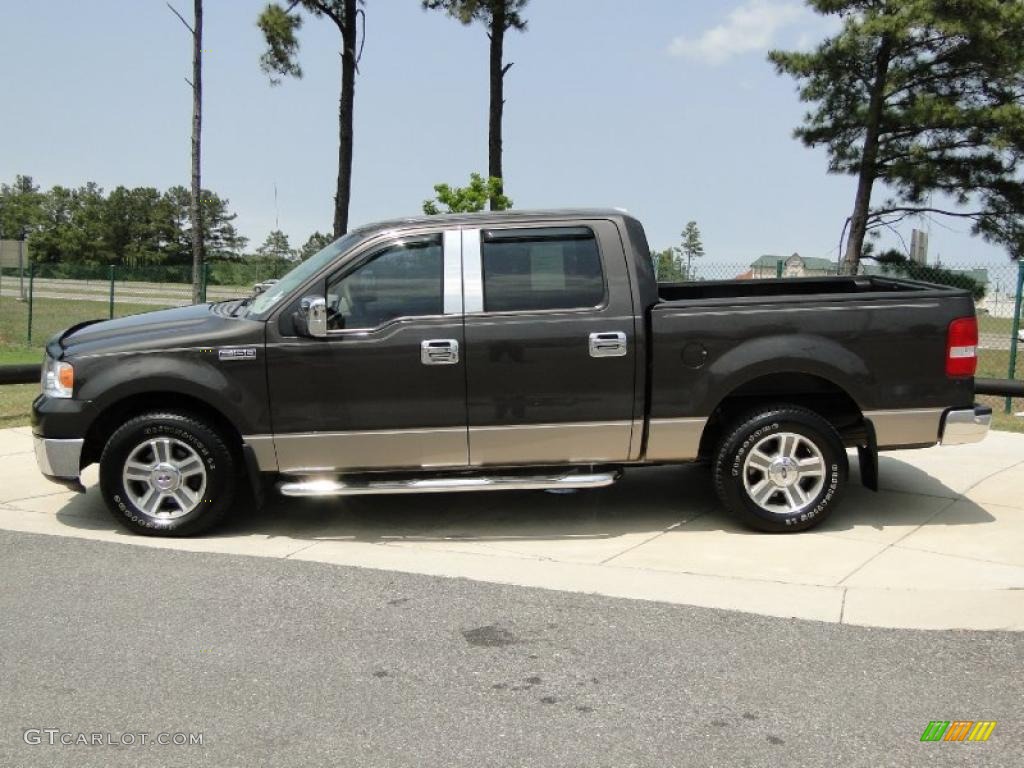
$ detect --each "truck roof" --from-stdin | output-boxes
[350,208,636,236]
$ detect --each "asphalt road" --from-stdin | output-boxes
[0,530,1020,768]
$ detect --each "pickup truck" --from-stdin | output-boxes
[32,208,991,536]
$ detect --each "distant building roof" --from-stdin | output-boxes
[750,254,838,271]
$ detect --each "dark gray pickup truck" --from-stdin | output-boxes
[32,209,990,536]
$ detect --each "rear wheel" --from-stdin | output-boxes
[99,412,237,536]
[712,405,847,532]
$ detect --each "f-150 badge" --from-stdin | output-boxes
[218,347,257,361]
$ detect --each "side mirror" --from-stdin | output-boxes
[295,296,328,338]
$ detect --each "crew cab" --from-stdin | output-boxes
[33,209,991,536]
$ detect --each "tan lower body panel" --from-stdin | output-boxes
[864,408,944,448]
[644,417,708,461]
[257,428,469,473]
[468,421,633,466]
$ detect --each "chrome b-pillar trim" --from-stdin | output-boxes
[462,229,483,314]
[442,229,464,315]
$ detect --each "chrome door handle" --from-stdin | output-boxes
[421,339,460,365]
[589,331,627,358]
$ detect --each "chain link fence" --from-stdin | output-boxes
[0,260,293,350]
[2,256,1022,428]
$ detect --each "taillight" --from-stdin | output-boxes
[946,317,978,377]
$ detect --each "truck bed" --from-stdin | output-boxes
[646,275,977,448]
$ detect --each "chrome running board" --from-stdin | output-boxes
[278,470,620,498]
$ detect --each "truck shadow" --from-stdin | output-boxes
[53,456,994,544]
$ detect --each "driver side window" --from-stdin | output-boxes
[326,235,443,331]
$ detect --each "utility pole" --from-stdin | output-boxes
[169,1,204,304]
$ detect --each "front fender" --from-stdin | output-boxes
[75,350,270,436]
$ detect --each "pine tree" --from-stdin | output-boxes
[680,221,704,280]
[770,0,1024,270]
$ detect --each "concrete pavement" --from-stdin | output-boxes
[1,426,1022,631]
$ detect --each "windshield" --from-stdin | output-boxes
[245,231,367,316]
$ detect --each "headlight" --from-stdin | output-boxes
[42,355,74,399]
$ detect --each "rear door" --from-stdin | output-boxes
[461,219,639,466]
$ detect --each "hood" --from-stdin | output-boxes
[56,302,262,358]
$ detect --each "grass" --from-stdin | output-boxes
[0,295,160,350]
[1,295,170,429]
[978,314,1022,336]
[0,384,36,429]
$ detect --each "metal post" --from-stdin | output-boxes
[1005,260,1024,414]
[26,264,34,344]
[776,259,783,279]
[202,262,210,303]
[109,264,116,319]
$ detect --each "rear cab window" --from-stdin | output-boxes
[481,226,605,312]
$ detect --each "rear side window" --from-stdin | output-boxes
[481,226,605,312]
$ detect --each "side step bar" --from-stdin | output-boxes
[278,470,620,498]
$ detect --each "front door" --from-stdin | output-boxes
[461,220,638,466]
[266,229,468,473]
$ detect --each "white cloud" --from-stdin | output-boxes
[668,0,809,65]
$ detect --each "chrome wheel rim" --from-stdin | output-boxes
[741,432,825,516]
[122,437,207,520]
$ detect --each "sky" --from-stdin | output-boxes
[0,0,1011,268]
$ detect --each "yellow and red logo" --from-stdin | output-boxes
[920,721,996,742]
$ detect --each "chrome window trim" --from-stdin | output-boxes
[323,313,455,339]
[462,223,610,317]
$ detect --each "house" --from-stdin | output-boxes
[743,253,839,279]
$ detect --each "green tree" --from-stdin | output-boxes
[679,220,704,280]
[299,231,334,260]
[255,229,295,262]
[422,173,512,214]
[651,247,684,282]
[162,187,247,264]
[770,0,1024,272]
[258,1,364,237]
[30,183,108,265]
[422,0,527,210]
[103,186,168,266]
[0,175,44,239]
[869,249,986,300]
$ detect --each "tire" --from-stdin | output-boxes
[712,404,847,533]
[99,412,237,536]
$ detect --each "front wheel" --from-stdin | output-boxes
[99,412,237,536]
[712,405,847,532]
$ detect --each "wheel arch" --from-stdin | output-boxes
[82,390,244,468]
[697,370,866,460]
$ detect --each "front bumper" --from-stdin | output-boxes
[33,435,86,492]
[940,404,992,446]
